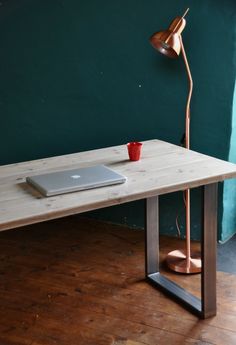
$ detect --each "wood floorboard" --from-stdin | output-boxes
[0,216,236,345]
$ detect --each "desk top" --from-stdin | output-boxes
[1,139,236,232]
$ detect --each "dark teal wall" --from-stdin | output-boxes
[0,0,235,240]
[222,80,236,243]
[219,6,236,243]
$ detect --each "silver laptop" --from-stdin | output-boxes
[26,165,127,197]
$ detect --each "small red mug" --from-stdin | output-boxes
[127,142,143,161]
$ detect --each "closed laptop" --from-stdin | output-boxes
[26,165,127,197]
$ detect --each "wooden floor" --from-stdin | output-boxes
[0,217,236,345]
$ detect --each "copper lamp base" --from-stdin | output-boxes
[166,250,201,274]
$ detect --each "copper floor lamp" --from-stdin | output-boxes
[150,8,201,274]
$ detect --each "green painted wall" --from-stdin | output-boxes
[220,11,236,243]
[222,81,236,243]
[0,0,235,240]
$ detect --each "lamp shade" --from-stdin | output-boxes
[149,31,181,58]
[150,16,186,58]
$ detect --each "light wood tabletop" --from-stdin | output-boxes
[1,139,236,232]
[1,138,236,318]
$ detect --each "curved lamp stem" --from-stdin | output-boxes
[179,35,193,150]
[180,35,193,268]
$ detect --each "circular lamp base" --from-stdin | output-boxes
[166,250,201,274]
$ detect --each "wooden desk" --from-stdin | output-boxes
[1,139,236,318]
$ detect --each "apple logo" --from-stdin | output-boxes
[71,175,81,179]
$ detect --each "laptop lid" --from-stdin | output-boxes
[26,165,127,197]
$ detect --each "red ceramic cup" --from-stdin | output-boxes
[127,142,143,161]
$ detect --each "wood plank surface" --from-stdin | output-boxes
[0,216,236,345]
[1,139,236,232]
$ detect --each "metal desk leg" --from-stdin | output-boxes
[145,196,159,275]
[201,183,217,318]
[145,183,218,319]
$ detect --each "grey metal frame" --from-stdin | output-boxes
[145,183,218,319]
